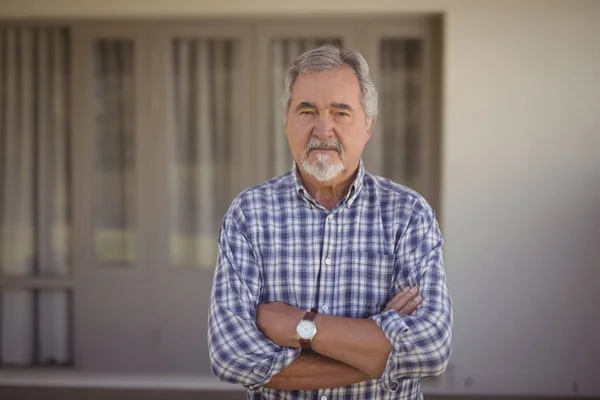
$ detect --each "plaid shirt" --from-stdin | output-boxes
[208,161,452,399]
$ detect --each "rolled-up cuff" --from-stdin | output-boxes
[370,309,413,392]
[246,347,301,391]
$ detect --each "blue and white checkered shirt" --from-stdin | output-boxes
[208,161,452,399]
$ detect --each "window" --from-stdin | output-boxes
[93,39,137,265]
[0,18,441,372]
[0,26,73,367]
[169,38,240,269]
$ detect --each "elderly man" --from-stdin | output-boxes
[208,44,452,399]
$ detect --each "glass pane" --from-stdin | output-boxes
[169,39,238,269]
[37,290,72,366]
[46,28,72,278]
[92,39,136,265]
[1,290,34,366]
[0,289,72,367]
[0,28,37,278]
[379,38,423,187]
[270,38,343,176]
[1,27,71,278]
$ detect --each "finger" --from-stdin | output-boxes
[398,294,423,315]
[389,288,417,311]
[386,287,419,311]
[384,287,410,311]
[384,287,413,311]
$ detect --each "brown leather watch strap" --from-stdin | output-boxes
[299,308,318,350]
[304,308,318,321]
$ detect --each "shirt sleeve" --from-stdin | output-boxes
[208,200,300,391]
[370,204,453,392]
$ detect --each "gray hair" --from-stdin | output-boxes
[281,44,378,125]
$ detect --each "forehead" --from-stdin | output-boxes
[290,67,362,107]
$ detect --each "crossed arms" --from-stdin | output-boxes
[256,288,423,390]
[208,205,452,392]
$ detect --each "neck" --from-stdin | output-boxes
[298,163,360,210]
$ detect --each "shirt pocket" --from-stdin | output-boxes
[337,251,395,318]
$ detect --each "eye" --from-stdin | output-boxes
[336,111,350,117]
[300,110,314,115]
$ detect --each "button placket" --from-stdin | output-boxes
[319,210,336,320]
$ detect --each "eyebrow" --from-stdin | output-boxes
[295,102,316,112]
[331,103,353,112]
[294,102,354,112]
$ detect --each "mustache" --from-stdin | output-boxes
[304,137,343,155]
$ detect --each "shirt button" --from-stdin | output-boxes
[327,214,333,221]
[321,396,327,400]
[325,257,331,265]
[321,304,328,311]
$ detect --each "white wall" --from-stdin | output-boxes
[443,2,600,397]
[2,0,599,397]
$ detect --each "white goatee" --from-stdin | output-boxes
[300,137,345,181]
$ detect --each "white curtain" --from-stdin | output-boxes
[93,39,136,264]
[270,38,342,176]
[379,38,423,189]
[0,27,71,366]
[169,39,237,269]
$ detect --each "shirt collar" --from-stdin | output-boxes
[292,159,366,209]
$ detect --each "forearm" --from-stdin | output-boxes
[266,350,371,390]
[310,314,392,379]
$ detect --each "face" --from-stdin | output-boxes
[284,67,373,183]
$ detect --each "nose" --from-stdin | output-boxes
[312,114,335,138]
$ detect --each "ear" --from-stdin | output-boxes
[366,117,377,138]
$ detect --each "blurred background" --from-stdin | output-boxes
[0,0,598,399]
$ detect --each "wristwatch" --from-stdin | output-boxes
[296,308,318,349]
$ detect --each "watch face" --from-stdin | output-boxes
[296,320,317,340]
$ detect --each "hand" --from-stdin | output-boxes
[257,302,305,348]
[384,286,422,315]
